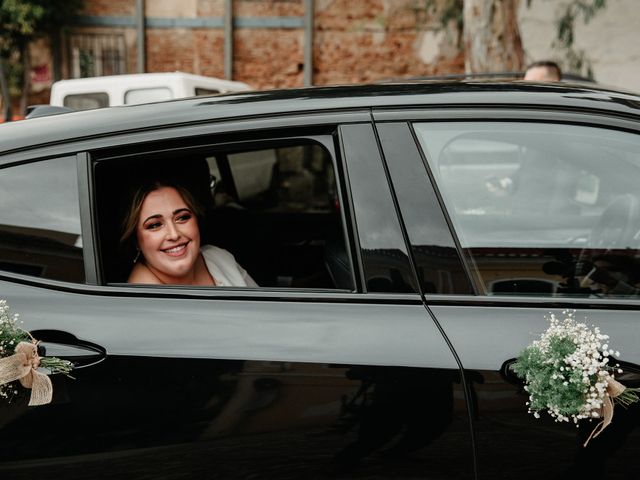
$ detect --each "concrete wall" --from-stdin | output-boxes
[518,0,640,92]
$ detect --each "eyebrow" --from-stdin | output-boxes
[142,208,192,225]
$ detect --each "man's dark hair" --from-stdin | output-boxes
[525,61,562,80]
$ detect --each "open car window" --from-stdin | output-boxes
[94,138,354,291]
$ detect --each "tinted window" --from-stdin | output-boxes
[63,92,109,110]
[414,121,640,298]
[0,157,84,282]
[95,139,353,289]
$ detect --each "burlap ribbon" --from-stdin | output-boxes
[583,377,626,447]
[0,341,53,406]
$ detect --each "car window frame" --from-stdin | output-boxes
[84,124,373,296]
[374,107,640,310]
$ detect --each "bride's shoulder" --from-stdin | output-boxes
[201,244,235,260]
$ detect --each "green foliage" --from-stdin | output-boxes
[513,335,588,417]
[1,300,74,404]
[0,0,84,48]
[420,0,463,46]
[552,0,606,77]
[0,0,84,109]
[433,0,463,32]
[0,314,30,353]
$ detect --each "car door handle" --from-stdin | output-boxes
[30,329,107,369]
[500,358,523,386]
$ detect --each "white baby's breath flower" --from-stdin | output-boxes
[513,311,634,426]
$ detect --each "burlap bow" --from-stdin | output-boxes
[583,377,626,447]
[0,341,53,406]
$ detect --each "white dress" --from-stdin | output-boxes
[201,245,257,287]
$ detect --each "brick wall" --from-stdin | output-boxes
[8,0,637,114]
[67,0,463,90]
[16,0,463,109]
[81,0,136,16]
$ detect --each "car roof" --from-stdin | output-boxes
[2,81,640,156]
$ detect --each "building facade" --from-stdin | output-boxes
[20,0,640,108]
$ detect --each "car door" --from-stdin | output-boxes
[376,110,640,479]
[0,115,474,479]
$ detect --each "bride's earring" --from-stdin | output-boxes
[133,249,141,263]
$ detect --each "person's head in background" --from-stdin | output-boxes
[524,61,562,82]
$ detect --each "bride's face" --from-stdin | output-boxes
[136,186,201,283]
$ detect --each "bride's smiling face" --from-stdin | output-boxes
[136,186,201,282]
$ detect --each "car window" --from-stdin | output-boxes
[95,138,353,289]
[414,121,640,298]
[0,157,84,282]
[63,92,109,110]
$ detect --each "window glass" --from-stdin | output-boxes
[96,140,352,290]
[68,33,126,78]
[63,92,109,110]
[0,157,84,282]
[414,121,640,298]
[195,88,220,96]
[125,87,173,105]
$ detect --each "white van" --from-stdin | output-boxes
[50,72,251,111]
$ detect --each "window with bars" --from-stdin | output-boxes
[68,33,126,78]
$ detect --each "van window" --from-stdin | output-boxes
[63,92,109,110]
[195,88,220,96]
[125,88,173,105]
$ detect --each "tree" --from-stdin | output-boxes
[427,0,606,76]
[0,0,84,120]
[463,0,524,73]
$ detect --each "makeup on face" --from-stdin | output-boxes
[136,187,201,283]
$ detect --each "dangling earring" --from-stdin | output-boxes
[133,249,141,263]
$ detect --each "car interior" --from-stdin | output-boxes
[94,141,354,290]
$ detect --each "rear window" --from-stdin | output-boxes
[195,88,220,96]
[63,92,108,110]
[124,87,173,105]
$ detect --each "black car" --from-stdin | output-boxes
[1,81,640,479]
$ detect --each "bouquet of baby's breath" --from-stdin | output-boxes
[0,300,73,405]
[512,311,639,445]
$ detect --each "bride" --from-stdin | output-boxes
[120,181,256,287]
